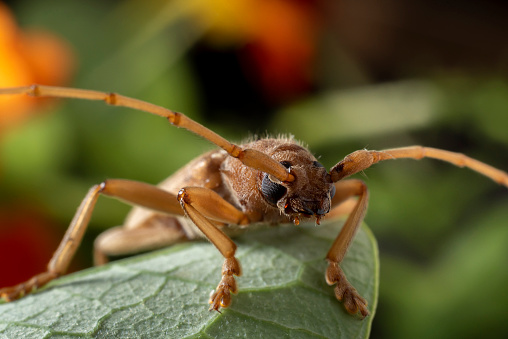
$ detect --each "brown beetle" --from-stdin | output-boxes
[1,85,507,318]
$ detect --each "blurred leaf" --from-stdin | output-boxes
[271,81,439,145]
[0,109,73,186]
[0,220,378,338]
[362,159,495,255]
[378,200,508,339]
[470,79,508,146]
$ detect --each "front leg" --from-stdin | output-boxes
[177,187,248,311]
[209,257,241,311]
[326,261,368,318]
[326,179,370,318]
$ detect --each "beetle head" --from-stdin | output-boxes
[259,145,335,225]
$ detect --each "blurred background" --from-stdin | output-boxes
[0,0,507,337]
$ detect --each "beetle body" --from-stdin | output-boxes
[1,85,507,318]
[121,136,332,246]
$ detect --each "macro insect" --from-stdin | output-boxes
[1,85,507,318]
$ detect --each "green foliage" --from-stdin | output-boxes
[0,221,378,338]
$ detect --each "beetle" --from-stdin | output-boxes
[0,84,507,318]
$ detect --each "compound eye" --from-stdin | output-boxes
[261,173,287,205]
[330,184,336,199]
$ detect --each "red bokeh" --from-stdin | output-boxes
[0,207,62,288]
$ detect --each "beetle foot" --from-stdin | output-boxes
[0,271,58,302]
[326,262,369,318]
[208,257,241,312]
[0,284,27,302]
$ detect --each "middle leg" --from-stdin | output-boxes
[0,179,186,301]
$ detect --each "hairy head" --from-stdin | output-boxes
[258,143,335,225]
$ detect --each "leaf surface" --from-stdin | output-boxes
[0,220,378,338]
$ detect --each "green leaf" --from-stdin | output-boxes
[0,220,378,338]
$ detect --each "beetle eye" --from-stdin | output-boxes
[330,184,336,199]
[261,174,287,205]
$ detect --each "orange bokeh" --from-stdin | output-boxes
[240,0,319,102]
[193,0,320,102]
[0,2,75,131]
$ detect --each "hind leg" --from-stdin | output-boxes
[93,214,193,265]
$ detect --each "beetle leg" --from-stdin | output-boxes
[177,187,249,311]
[326,179,370,318]
[0,179,184,302]
[93,216,189,266]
